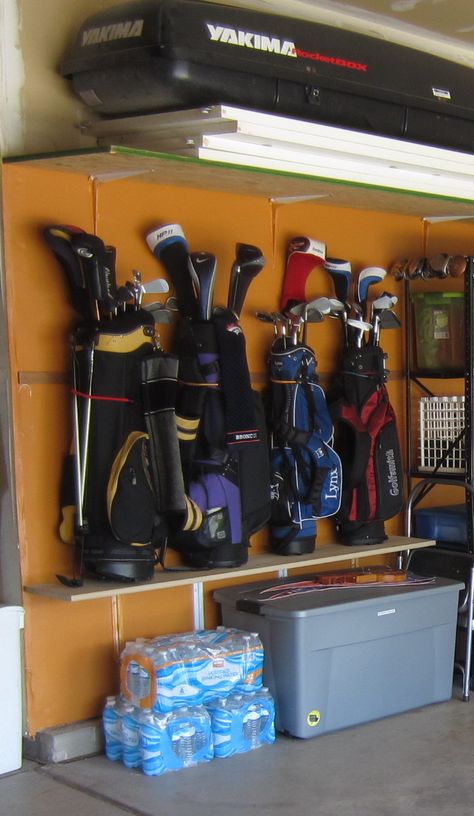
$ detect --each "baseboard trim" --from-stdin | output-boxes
[23,719,103,764]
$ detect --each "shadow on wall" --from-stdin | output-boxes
[0,362,21,605]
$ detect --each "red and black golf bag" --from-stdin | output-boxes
[327,345,403,546]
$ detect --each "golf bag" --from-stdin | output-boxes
[45,225,182,582]
[169,310,271,568]
[327,344,403,546]
[267,338,342,555]
[63,311,171,582]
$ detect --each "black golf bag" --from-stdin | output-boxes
[327,345,403,546]
[267,338,342,555]
[169,310,271,568]
[45,225,180,582]
[61,311,168,582]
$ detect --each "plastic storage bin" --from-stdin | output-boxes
[413,292,464,372]
[0,606,24,774]
[413,504,467,547]
[215,576,462,738]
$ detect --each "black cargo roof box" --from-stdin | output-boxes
[61,0,474,152]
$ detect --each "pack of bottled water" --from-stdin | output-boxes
[103,627,275,775]
[103,696,214,775]
[120,627,264,712]
[206,687,276,757]
[103,687,276,775]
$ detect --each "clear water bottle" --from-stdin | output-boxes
[139,709,166,777]
[163,706,214,771]
[137,645,155,704]
[241,687,275,751]
[170,721,196,766]
[122,704,142,768]
[102,695,123,761]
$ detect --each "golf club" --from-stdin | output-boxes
[281,236,326,313]
[189,251,217,320]
[356,266,387,320]
[145,223,198,319]
[228,243,266,318]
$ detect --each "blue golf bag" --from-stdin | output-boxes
[268,338,342,555]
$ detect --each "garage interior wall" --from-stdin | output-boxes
[0,0,472,738]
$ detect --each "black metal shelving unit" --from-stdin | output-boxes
[405,259,474,701]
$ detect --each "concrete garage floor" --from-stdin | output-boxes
[2,686,474,816]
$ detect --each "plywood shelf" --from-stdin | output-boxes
[6,146,474,219]
[24,536,433,602]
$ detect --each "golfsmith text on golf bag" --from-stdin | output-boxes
[45,223,270,582]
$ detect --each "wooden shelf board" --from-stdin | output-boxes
[5,146,474,218]
[24,536,433,602]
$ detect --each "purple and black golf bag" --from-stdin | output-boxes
[145,225,271,569]
[168,312,271,568]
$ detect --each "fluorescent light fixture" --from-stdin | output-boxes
[89,104,474,202]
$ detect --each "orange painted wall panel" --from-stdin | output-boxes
[3,161,474,735]
[23,594,116,735]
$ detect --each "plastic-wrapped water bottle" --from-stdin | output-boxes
[161,706,213,771]
[208,688,275,757]
[139,709,166,776]
[102,695,123,761]
[241,687,275,751]
[122,704,142,768]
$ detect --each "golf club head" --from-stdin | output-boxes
[165,296,179,312]
[43,224,94,318]
[145,223,198,319]
[71,231,118,319]
[145,302,173,323]
[347,316,372,347]
[448,255,467,278]
[357,266,387,318]
[429,253,450,278]
[324,257,352,304]
[228,243,265,317]
[377,309,401,329]
[281,236,326,312]
[287,301,307,317]
[141,277,170,295]
[305,308,325,323]
[188,251,217,320]
[389,258,408,281]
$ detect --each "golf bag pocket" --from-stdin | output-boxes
[107,431,157,545]
[270,435,342,554]
[188,470,242,545]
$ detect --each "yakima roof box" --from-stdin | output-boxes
[61,0,474,152]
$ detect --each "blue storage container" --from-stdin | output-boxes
[413,504,467,546]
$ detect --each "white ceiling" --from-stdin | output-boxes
[217,0,474,66]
